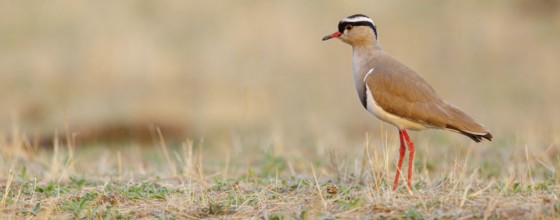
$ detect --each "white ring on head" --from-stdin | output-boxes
[342,16,375,25]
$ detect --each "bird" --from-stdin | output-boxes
[322,14,492,190]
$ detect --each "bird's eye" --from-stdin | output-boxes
[345,25,353,30]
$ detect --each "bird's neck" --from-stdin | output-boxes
[351,43,383,107]
[352,43,382,80]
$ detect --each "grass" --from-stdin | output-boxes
[1,126,559,219]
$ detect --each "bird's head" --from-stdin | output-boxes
[322,14,378,47]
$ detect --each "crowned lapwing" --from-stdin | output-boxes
[322,14,492,190]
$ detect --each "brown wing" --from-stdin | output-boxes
[365,65,492,141]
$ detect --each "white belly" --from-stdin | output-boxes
[365,85,429,130]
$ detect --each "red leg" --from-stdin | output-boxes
[393,130,406,190]
[401,130,415,189]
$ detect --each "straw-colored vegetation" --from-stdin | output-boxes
[1,1,560,219]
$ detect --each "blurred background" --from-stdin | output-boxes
[1,0,559,151]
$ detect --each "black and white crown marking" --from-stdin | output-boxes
[338,14,377,39]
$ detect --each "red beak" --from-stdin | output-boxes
[322,32,341,41]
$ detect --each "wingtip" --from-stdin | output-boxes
[447,125,493,142]
[483,132,493,141]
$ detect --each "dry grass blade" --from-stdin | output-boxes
[117,150,123,179]
[460,168,478,207]
[197,163,208,189]
[359,133,370,181]
[469,180,494,198]
[156,127,177,177]
[328,148,341,181]
[525,144,534,185]
[0,170,14,208]
[182,140,195,177]
[311,163,327,211]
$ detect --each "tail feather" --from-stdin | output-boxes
[458,130,493,142]
[447,124,493,142]
[440,103,492,143]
